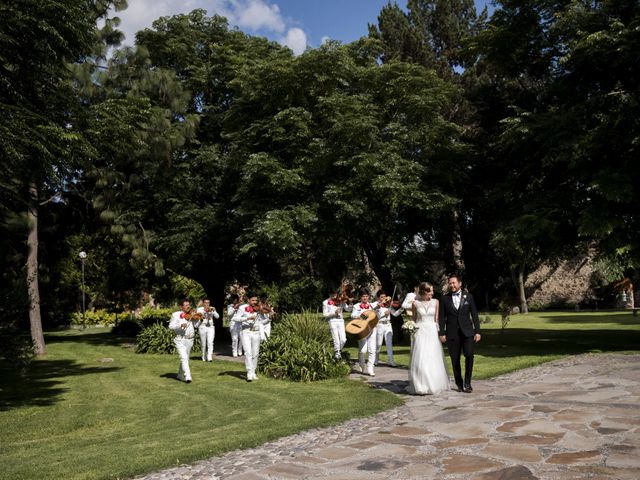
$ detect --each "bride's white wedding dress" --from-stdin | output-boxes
[406,299,450,395]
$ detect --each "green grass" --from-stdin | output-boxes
[2,311,638,480]
[348,310,640,379]
[0,328,402,480]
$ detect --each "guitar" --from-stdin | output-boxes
[346,310,379,339]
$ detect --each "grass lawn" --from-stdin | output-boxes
[0,328,401,480]
[2,311,638,480]
[347,310,640,378]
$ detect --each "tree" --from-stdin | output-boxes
[369,1,487,280]
[469,0,640,306]
[223,40,460,293]
[549,0,640,266]
[0,0,126,354]
[369,0,485,75]
[367,2,435,66]
[129,11,290,318]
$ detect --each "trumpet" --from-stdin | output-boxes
[202,306,216,325]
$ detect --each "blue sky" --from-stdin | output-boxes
[115,0,492,55]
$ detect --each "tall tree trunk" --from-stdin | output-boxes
[517,264,528,314]
[361,241,394,294]
[27,181,46,355]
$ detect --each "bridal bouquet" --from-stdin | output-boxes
[401,320,418,335]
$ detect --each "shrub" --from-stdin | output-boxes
[69,309,117,327]
[111,316,143,337]
[499,306,511,334]
[112,307,173,337]
[137,306,173,324]
[136,323,176,354]
[258,310,350,381]
[135,323,201,354]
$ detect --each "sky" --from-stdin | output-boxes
[113,0,492,56]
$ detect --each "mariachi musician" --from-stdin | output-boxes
[322,289,353,359]
[372,291,401,367]
[350,290,379,376]
[169,299,201,383]
[197,298,219,362]
[226,294,244,357]
[239,295,263,382]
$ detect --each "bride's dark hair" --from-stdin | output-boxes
[418,282,433,295]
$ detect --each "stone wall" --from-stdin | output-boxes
[525,254,595,309]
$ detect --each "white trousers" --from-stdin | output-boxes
[376,322,394,365]
[328,318,346,357]
[231,322,243,356]
[241,329,261,379]
[174,337,193,381]
[357,326,378,374]
[199,325,215,361]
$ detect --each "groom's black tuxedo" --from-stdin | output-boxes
[438,291,480,340]
[438,290,480,390]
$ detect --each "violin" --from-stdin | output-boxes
[339,282,355,305]
[179,308,202,328]
[257,302,274,315]
[377,295,392,308]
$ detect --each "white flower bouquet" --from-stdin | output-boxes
[401,320,418,335]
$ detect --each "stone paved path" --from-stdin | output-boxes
[137,353,640,479]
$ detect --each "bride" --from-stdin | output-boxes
[406,282,450,395]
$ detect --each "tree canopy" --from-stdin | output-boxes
[2,1,639,350]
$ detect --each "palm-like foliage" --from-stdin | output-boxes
[259,311,350,382]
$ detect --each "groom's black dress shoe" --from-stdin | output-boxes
[455,385,464,392]
[463,384,473,393]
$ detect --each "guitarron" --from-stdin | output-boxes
[345,310,378,339]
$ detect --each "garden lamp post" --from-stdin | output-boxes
[79,251,87,325]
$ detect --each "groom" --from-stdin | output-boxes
[439,275,481,393]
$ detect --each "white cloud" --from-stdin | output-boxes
[321,36,331,45]
[111,0,218,45]
[111,0,308,56]
[234,0,285,33]
[112,0,296,46]
[282,27,307,56]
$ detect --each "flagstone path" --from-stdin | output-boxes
[137,353,640,479]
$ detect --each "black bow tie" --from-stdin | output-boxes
[453,292,461,296]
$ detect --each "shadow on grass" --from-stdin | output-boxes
[391,346,411,356]
[160,373,183,382]
[474,328,640,358]
[541,314,639,326]
[218,370,247,380]
[0,359,121,411]
[45,330,135,348]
